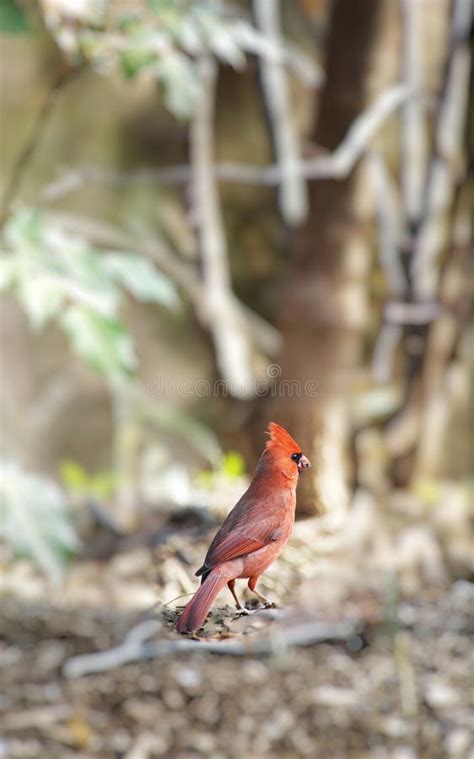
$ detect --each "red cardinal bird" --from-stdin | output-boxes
[176,422,311,633]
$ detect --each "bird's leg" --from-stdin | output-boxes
[248,576,276,608]
[227,579,245,610]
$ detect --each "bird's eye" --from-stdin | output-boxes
[291,452,301,462]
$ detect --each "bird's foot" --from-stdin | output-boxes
[234,605,260,617]
[236,606,252,617]
[252,592,277,608]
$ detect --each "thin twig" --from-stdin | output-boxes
[1,68,76,219]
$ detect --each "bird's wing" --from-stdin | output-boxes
[202,516,284,570]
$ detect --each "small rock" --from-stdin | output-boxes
[445,728,471,756]
[392,747,418,759]
[174,666,202,690]
[424,676,459,709]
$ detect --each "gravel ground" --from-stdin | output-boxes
[1,489,472,759]
[1,580,472,759]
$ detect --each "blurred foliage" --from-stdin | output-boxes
[129,388,223,467]
[0,458,80,582]
[412,477,443,506]
[59,460,116,500]
[0,0,469,589]
[0,0,30,34]
[221,450,246,478]
[196,450,246,488]
[38,0,288,118]
[0,208,179,381]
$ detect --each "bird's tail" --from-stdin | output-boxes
[176,570,229,633]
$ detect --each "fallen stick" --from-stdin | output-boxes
[63,617,361,678]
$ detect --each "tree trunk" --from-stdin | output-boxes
[274,0,394,517]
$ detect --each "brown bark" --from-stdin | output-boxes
[273,0,393,516]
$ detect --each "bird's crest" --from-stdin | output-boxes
[265,422,301,454]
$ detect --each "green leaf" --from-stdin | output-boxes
[120,48,155,78]
[59,460,89,492]
[221,451,245,478]
[196,11,246,69]
[103,252,179,308]
[0,0,30,34]
[89,471,116,500]
[59,460,116,499]
[147,0,181,17]
[157,51,198,119]
[0,256,16,290]
[177,18,204,55]
[61,306,137,380]
[3,208,120,328]
[0,459,79,583]
[17,275,65,330]
[118,13,141,32]
[1,209,147,382]
[4,206,42,248]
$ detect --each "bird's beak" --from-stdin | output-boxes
[298,455,311,473]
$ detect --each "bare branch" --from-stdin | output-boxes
[367,152,404,297]
[253,0,309,225]
[39,84,415,202]
[303,83,415,180]
[413,201,471,479]
[372,324,403,384]
[284,42,324,88]
[384,301,441,325]
[190,56,255,397]
[380,0,471,461]
[400,0,428,224]
[39,165,192,201]
[411,0,472,300]
[234,20,324,88]
[367,151,404,382]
